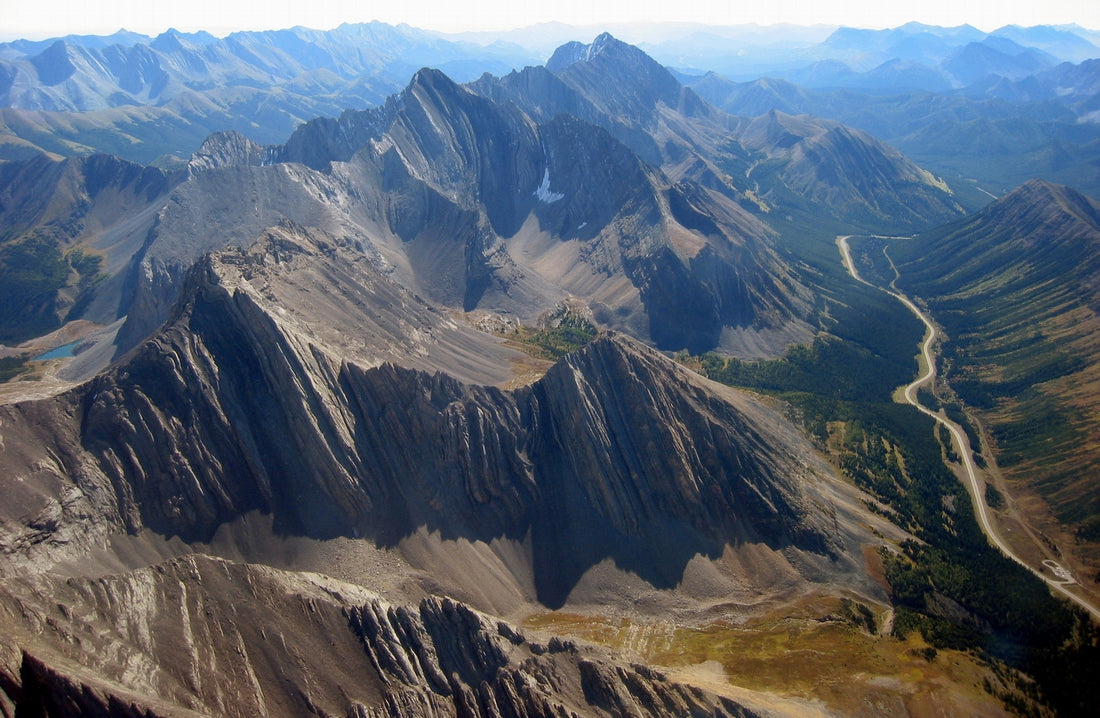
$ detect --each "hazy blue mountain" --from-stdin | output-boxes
[991,24,1100,63]
[0,29,154,57]
[686,54,1100,202]
[942,39,1056,86]
[0,22,538,112]
[0,23,539,165]
[643,21,1097,86]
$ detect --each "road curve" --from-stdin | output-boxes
[837,235,1100,621]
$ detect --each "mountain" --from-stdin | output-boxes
[472,33,963,232]
[0,24,536,112]
[0,218,889,714]
[0,33,972,373]
[942,39,1055,86]
[0,29,1066,715]
[991,24,1100,63]
[892,180,1100,533]
[0,153,177,343]
[650,22,1095,86]
[687,66,1100,202]
[730,109,962,227]
[0,23,537,166]
[67,40,837,361]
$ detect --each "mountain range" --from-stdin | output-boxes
[0,33,965,365]
[3,19,1100,201]
[2,23,1100,717]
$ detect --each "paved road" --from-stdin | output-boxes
[837,235,1100,621]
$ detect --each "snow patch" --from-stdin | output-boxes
[534,169,564,203]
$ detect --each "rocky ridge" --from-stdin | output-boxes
[0,222,886,715]
[0,554,759,717]
[1,228,855,593]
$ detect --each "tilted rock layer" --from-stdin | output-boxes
[0,226,878,715]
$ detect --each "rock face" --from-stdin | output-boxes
[2,231,842,599]
[0,554,759,717]
[0,224,872,717]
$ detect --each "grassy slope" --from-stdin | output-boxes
[891,180,1100,533]
[697,219,1100,715]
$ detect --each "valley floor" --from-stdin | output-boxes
[838,234,1100,622]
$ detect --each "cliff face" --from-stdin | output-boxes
[2,229,841,601]
[0,555,759,718]
[0,224,871,716]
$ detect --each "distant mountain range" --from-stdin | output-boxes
[0,23,537,164]
[2,22,1100,718]
[1,21,1097,204]
[0,23,536,112]
[0,33,963,359]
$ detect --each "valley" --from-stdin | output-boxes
[2,18,1100,717]
[839,233,1100,621]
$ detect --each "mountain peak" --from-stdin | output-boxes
[189,130,266,172]
[991,178,1100,230]
[405,66,468,101]
[546,32,631,72]
[30,39,77,86]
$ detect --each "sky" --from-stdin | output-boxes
[1,0,1097,40]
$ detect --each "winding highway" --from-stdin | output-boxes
[837,235,1100,622]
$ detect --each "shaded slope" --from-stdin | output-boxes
[893,179,1100,528]
[0,153,176,342]
[1,226,852,606]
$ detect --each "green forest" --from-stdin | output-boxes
[689,232,1100,715]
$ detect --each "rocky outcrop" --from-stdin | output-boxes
[0,554,760,717]
[263,55,810,352]
[0,233,848,605]
[187,130,267,173]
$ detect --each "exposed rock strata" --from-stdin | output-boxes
[2,238,842,598]
[0,215,880,718]
[0,554,759,717]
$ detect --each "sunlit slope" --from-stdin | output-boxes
[893,179,1100,531]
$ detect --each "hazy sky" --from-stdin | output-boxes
[1,0,1097,40]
